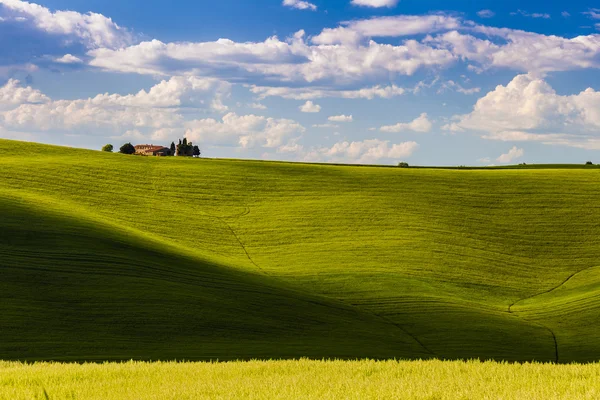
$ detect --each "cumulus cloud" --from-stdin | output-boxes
[305,139,418,163]
[0,76,232,138]
[185,112,305,149]
[497,146,524,163]
[282,0,317,11]
[4,1,600,92]
[328,114,353,122]
[350,0,399,8]
[54,54,83,64]
[76,8,600,89]
[0,78,49,106]
[443,74,600,149]
[429,28,600,73]
[0,78,305,153]
[380,113,432,133]
[0,0,133,49]
[299,100,321,112]
[89,34,456,85]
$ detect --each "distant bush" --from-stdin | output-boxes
[101,144,113,152]
[119,143,135,155]
[586,161,594,165]
[398,162,409,168]
[519,163,527,166]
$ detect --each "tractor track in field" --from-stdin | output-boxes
[507,266,597,363]
[210,209,263,273]
[210,208,436,358]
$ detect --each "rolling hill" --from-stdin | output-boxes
[1,139,600,362]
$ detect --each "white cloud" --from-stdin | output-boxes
[110,129,146,141]
[88,76,231,109]
[89,34,456,85]
[0,78,49,106]
[86,14,600,88]
[305,139,418,163]
[299,100,321,113]
[312,15,461,45]
[185,112,305,149]
[312,123,339,128]
[444,74,600,149]
[380,113,432,133]
[477,10,495,18]
[583,9,600,19]
[248,102,267,110]
[3,0,600,99]
[277,139,304,153]
[429,29,600,73]
[414,78,480,95]
[0,0,133,49]
[328,114,353,122]
[497,146,524,163]
[282,0,317,11]
[562,11,571,18]
[350,0,399,8]
[250,84,405,100]
[0,76,231,138]
[510,10,551,19]
[54,54,83,64]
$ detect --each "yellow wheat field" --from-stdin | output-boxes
[1,359,600,400]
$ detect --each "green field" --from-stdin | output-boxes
[3,359,600,400]
[1,139,600,363]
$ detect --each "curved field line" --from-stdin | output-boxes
[506,266,598,363]
[508,265,598,313]
[507,307,559,363]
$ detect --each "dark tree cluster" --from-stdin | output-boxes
[119,143,136,155]
[176,138,201,157]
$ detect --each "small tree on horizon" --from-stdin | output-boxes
[586,161,594,165]
[170,142,176,156]
[398,162,409,168]
[119,143,135,155]
[101,144,113,152]
[193,145,201,158]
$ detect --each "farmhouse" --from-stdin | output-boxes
[134,144,171,156]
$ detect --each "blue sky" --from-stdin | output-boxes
[1,0,600,165]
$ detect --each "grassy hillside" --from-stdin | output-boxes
[1,139,600,362]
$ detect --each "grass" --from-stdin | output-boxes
[1,139,600,363]
[2,359,600,399]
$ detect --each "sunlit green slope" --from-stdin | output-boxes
[1,139,600,362]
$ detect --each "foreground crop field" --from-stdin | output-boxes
[1,139,600,362]
[2,359,600,400]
